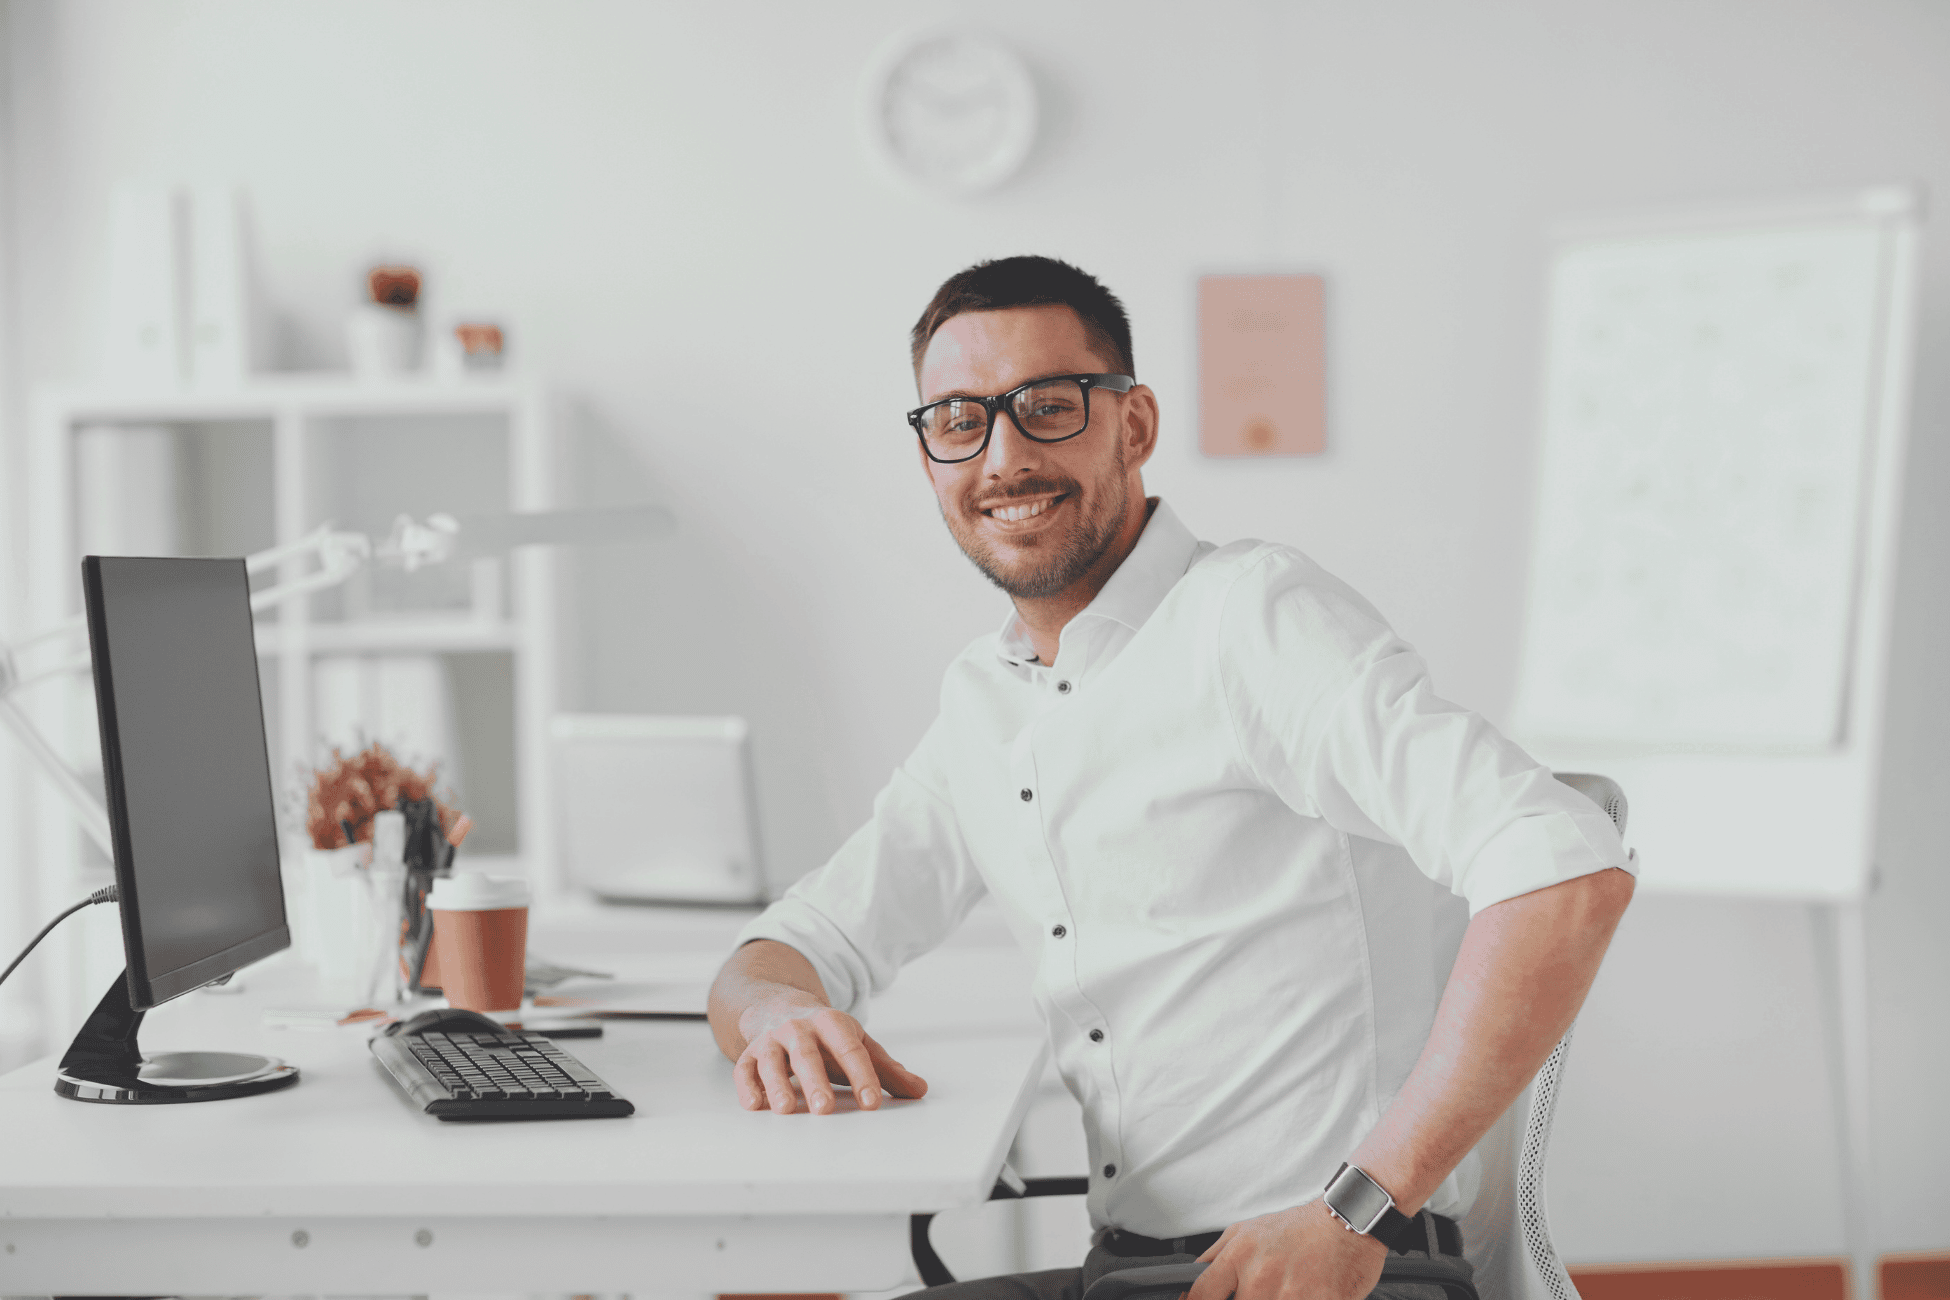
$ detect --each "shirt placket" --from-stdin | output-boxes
[1011,644,1127,1204]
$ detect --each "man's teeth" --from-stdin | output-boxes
[990,499,1053,522]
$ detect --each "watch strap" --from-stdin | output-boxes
[1322,1163,1418,1251]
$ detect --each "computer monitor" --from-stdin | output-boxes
[57,555,298,1104]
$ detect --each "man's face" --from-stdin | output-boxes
[916,305,1153,600]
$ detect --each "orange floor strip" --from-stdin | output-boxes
[1569,1258,1847,1300]
[1881,1254,1950,1300]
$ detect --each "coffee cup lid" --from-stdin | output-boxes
[427,873,531,911]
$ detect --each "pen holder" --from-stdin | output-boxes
[308,848,404,1008]
[360,866,406,1005]
[301,843,363,982]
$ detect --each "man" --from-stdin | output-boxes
[707,256,1634,1300]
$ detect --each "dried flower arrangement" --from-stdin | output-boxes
[368,265,421,308]
[303,741,461,850]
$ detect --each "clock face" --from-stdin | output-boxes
[867,31,1038,194]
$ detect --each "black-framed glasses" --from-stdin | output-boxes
[907,373,1135,464]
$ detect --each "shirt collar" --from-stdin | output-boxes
[995,498,1200,667]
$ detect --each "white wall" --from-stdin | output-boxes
[3,0,1946,1268]
[0,0,31,1071]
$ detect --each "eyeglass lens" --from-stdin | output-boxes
[920,378,1090,459]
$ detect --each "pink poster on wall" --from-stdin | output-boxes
[1198,274,1326,457]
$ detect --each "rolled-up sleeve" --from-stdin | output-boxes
[1220,549,1633,913]
[734,716,986,1017]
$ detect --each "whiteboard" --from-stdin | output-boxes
[1514,189,1920,898]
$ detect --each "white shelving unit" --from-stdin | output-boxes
[22,374,563,1033]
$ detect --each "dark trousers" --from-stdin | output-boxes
[902,1230,1474,1300]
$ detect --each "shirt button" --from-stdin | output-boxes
[1051,925,1067,938]
[1103,1164,1118,1178]
[1020,788,1033,802]
[1057,680,1072,694]
[1089,1028,1104,1042]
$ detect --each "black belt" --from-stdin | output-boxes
[1099,1213,1462,1260]
[1100,1228,1226,1259]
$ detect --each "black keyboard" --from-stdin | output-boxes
[371,1025,635,1120]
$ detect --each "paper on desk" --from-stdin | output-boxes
[263,1004,394,1030]
[530,976,710,1019]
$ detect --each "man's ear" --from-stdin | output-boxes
[1123,384,1161,471]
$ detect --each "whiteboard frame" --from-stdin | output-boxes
[1515,187,1923,901]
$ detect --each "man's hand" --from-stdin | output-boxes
[734,997,928,1115]
[710,938,928,1115]
[1188,1200,1386,1300]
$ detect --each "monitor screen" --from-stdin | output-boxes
[83,556,288,1008]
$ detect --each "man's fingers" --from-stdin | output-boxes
[751,1039,799,1114]
[823,1031,887,1109]
[1187,1253,1235,1300]
[863,1032,929,1098]
[734,1014,921,1115]
[732,1052,765,1110]
[782,1022,838,1115]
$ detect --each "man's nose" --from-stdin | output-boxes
[982,411,1042,478]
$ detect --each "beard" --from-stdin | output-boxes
[943,442,1131,600]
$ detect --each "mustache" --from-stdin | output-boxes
[966,478,1078,512]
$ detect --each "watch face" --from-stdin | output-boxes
[1325,1164,1393,1235]
[865,30,1038,194]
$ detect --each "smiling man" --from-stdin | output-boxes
[707,256,1635,1300]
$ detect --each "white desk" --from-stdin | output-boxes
[0,908,1047,1295]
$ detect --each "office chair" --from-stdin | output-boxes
[913,773,1629,1300]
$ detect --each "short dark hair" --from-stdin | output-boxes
[910,255,1134,379]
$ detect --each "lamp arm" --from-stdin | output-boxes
[245,522,352,574]
[1,505,661,860]
[0,695,115,858]
[247,561,359,613]
[245,525,372,610]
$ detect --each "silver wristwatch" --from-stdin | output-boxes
[1321,1162,1414,1249]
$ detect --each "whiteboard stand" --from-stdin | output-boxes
[1812,902,1876,1300]
[1513,187,1922,1300]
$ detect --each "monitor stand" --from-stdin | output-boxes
[54,970,299,1104]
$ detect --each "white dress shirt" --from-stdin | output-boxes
[739,500,1631,1238]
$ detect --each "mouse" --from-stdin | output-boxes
[384,1006,509,1038]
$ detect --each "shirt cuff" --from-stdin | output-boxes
[1458,808,1634,914]
[734,897,875,1020]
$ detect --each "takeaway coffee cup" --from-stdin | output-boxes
[426,874,530,1017]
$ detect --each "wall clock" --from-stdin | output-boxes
[863,30,1039,195]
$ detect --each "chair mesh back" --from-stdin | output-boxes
[1518,1028,1579,1300]
[1551,772,1629,836]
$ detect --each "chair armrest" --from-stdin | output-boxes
[1080,1262,1208,1300]
[1073,1256,1476,1300]
[917,1173,1095,1286]
[990,1174,1091,1199]
[1373,1254,1480,1300]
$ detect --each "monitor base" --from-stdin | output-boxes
[53,969,298,1105]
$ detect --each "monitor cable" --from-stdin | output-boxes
[0,885,119,989]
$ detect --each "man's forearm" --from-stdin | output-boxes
[707,938,830,1063]
[1349,866,1635,1213]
